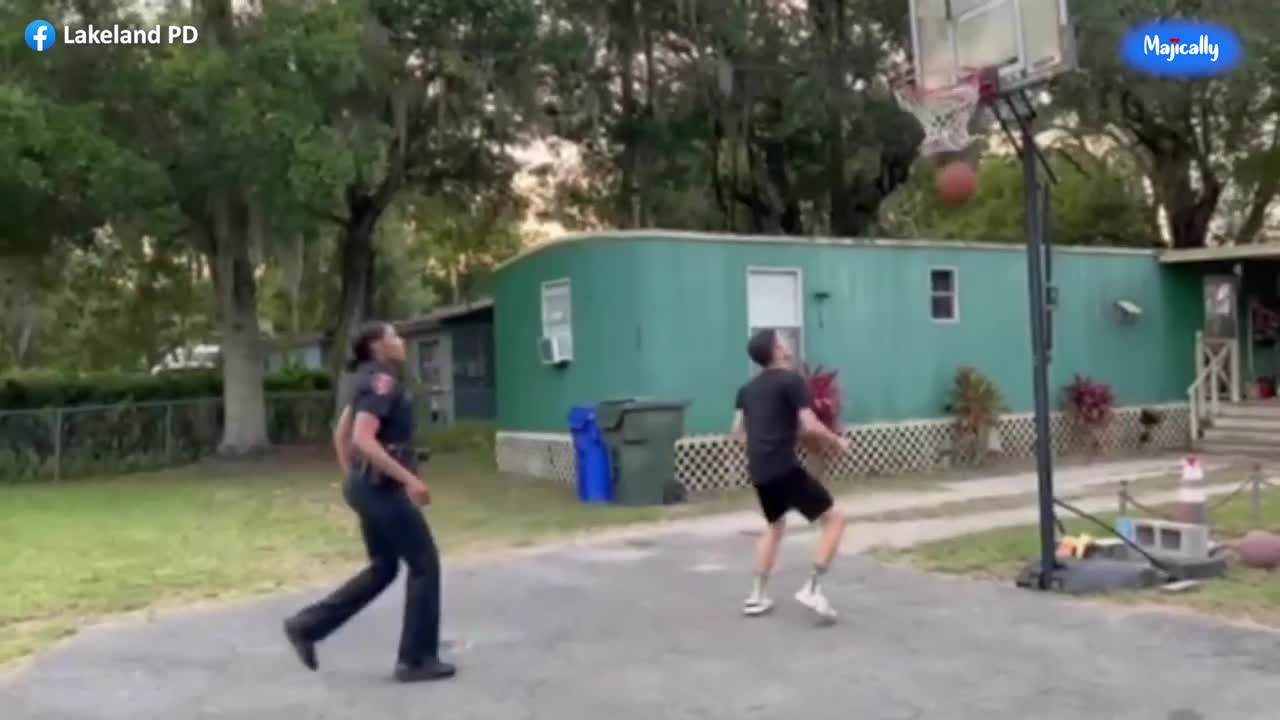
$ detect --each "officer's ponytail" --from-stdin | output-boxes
[346,321,390,372]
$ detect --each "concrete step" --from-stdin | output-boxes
[1216,402,1280,420]
[1196,441,1280,459]
[1201,427,1280,444]
[1210,415,1280,432]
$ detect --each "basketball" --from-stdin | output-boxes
[1235,530,1280,570]
[936,161,977,205]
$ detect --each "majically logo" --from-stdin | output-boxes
[1120,20,1243,77]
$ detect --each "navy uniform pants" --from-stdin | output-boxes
[289,472,441,666]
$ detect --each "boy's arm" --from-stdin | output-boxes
[789,374,848,453]
[799,408,849,453]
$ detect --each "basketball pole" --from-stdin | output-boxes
[1016,102,1060,590]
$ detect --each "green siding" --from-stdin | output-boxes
[495,240,647,431]
[495,234,1202,434]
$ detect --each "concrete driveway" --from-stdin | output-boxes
[3,523,1277,720]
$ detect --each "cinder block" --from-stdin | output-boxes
[1125,518,1210,560]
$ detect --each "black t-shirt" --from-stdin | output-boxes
[351,361,415,444]
[735,368,811,485]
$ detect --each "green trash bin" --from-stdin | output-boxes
[596,398,689,506]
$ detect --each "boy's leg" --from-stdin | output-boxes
[744,482,789,616]
[791,472,847,625]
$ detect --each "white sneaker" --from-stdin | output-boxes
[742,595,774,616]
[795,584,838,625]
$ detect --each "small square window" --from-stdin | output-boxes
[931,295,955,320]
[930,268,958,322]
[930,269,954,294]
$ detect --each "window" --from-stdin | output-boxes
[747,268,804,363]
[417,338,444,388]
[541,279,574,356]
[930,268,959,322]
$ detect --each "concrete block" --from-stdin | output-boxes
[1125,518,1210,560]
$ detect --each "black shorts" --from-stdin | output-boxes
[753,467,834,524]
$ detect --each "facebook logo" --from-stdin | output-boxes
[25,19,57,52]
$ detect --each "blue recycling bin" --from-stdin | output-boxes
[568,406,613,503]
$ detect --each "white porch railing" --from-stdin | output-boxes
[1187,330,1240,446]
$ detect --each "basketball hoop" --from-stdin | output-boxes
[894,69,994,157]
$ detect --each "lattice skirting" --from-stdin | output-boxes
[496,403,1190,494]
[494,431,579,485]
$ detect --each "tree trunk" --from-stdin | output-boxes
[208,192,269,456]
[14,298,36,368]
[329,190,385,412]
[285,232,306,333]
[1153,159,1222,249]
[612,0,639,227]
[813,0,849,236]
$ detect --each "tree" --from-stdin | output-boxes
[880,149,1157,247]
[0,3,175,372]
[402,190,526,305]
[11,0,367,452]
[312,0,542,389]
[1055,0,1280,247]
[539,0,920,236]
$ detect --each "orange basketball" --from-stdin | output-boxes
[936,161,977,205]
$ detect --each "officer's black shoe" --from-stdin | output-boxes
[282,619,318,671]
[393,659,457,683]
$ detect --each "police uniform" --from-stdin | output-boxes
[284,361,452,680]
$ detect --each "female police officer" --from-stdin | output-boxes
[283,321,456,683]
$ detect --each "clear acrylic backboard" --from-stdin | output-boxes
[909,0,1077,94]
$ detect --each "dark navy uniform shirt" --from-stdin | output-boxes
[351,361,415,445]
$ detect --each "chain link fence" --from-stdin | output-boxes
[0,392,335,482]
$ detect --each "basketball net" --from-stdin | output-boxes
[894,72,983,157]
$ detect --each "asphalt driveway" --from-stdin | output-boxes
[3,528,1277,720]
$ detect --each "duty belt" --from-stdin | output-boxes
[355,443,426,484]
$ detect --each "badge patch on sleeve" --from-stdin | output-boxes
[371,373,395,396]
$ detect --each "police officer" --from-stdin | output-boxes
[283,321,456,683]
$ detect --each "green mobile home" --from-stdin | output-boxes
[492,231,1207,489]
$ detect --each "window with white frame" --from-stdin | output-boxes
[930,267,959,322]
[747,268,804,364]
[417,338,444,388]
[541,278,574,355]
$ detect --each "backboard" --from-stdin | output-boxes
[909,0,1077,95]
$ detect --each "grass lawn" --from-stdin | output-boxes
[887,480,1280,628]
[0,449,670,668]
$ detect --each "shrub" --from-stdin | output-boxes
[1064,375,1114,426]
[0,368,331,410]
[419,420,496,461]
[1064,375,1115,454]
[1138,407,1165,449]
[801,364,843,431]
[947,367,1006,464]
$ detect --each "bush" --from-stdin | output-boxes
[1064,375,1115,454]
[0,368,332,410]
[947,367,1006,464]
[419,420,496,459]
[801,364,843,431]
[1064,375,1114,426]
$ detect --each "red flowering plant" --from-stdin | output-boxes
[1065,375,1114,454]
[801,364,843,432]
